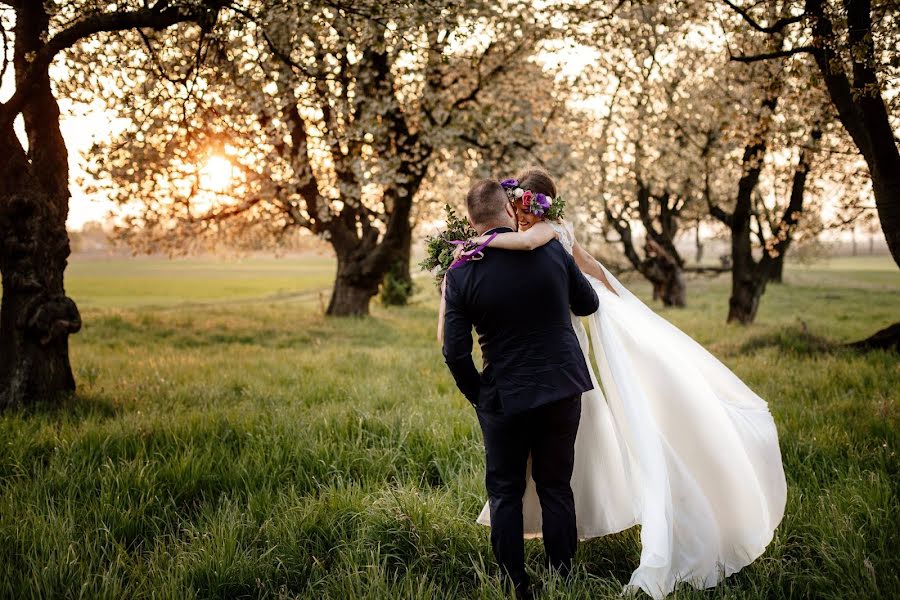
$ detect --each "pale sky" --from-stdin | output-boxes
[2,64,120,230]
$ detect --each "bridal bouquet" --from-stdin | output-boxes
[419,204,477,289]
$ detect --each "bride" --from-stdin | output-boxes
[460,167,786,599]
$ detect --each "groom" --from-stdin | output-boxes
[442,179,599,598]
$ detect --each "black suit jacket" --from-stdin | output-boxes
[442,227,600,415]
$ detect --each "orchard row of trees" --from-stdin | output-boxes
[553,0,897,323]
[1,0,897,408]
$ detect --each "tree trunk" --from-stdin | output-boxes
[662,266,687,307]
[694,222,704,264]
[644,257,686,307]
[326,252,382,316]
[606,179,690,308]
[0,4,82,409]
[0,194,81,408]
[807,0,900,268]
[327,276,379,316]
[325,182,418,317]
[726,218,762,324]
[726,275,764,325]
[725,146,764,324]
[770,251,785,283]
[727,138,813,323]
[396,233,413,291]
[719,100,818,325]
[870,168,900,266]
[379,226,413,306]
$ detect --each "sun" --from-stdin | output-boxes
[200,155,233,192]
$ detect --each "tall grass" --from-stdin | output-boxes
[0,257,897,599]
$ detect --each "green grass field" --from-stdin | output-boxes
[0,255,898,599]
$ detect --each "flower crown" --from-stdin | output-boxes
[500,178,565,220]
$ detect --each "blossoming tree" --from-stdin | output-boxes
[0,0,227,409]
[82,0,557,316]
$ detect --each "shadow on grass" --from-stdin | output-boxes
[738,323,836,356]
[83,311,408,351]
[6,391,121,423]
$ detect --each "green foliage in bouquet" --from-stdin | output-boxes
[546,195,566,222]
[419,204,477,289]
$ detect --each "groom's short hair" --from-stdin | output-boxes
[466,179,508,227]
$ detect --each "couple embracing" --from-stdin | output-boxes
[441,167,787,599]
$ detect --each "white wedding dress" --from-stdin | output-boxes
[476,220,787,599]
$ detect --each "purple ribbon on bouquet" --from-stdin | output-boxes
[448,232,499,270]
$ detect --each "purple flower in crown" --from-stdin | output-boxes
[500,178,518,189]
[526,192,549,217]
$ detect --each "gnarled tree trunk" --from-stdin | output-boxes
[0,1,217,409]
[645,247,686,308]
[723,126,819,324]
[379,225,414,307]
[0,183,81,408]
[606,178,689,308]
[327,260,382,316]
[0,4,81,408]
[325,217,415,316]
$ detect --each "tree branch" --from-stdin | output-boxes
[683,265,730,274]
[1,1,219,124]
[729,46,816,63]
[0,14,9,84]
[703,158,733,227]
[191,196,264,223]
[721,0,806,34]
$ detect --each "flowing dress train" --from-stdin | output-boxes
[476,221,786,599]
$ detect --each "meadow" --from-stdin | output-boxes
[0,254,897,599]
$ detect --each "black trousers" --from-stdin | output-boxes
[476,395,581,590]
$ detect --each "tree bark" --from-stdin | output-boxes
[644,253,686,307]
[725,127,818,323]
[379,226,413,306]
[322,157,424,316]
[726,274,764,324]
[606,178,689,307]
[770,251,785,283]
[694,221,704,264]
[325,208,416,316]
[0,3,81,409]
[327,255,382,316]
[663,267,687,307]
[806,0,900,267]
[725,135,768,323]
[0,189,81,408]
